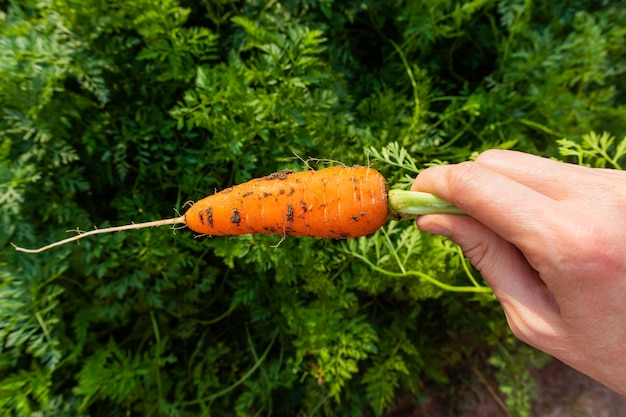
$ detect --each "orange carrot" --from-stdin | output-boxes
[12,166,390,253]
[184,166,388,238]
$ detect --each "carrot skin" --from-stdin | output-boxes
[184,166,389,239]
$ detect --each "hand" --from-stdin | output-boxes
[412,149,626,395]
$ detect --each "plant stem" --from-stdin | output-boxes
[350,252,492,294]
[388,189,465,219]
[181,331,277,407]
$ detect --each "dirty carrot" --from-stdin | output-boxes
[184,166,389,239]
[12,166,463,253]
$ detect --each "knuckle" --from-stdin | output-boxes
[443,161,483,201]
[501,303,560,351]
[506,315,533,343]
[474,149,502,165]
[459,234,508,278]
[507,320,548,350]
[562,220,619,271]
[446,160,479,183]
[461,239,490,272]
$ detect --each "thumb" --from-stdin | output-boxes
[417,214,562,342]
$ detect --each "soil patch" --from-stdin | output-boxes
[531,360,626,417]
[397,359,626,417]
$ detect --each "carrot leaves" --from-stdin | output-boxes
[558,131,626,169]
[3,0,626,416]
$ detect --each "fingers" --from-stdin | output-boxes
[413,150,626,390]
[416,214,531,293]
[411,151,569,345]
[411,155,596,295]
[417,214,563,346]
[412,149,626,280]
[474,150,626,201]
[411,157,557,253]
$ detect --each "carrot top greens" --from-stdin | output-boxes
[3,0,625,415]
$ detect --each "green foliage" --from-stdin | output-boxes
[558,131,626,169]
[2,0,626,416]
[488,341,551,417]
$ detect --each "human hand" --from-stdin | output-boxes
[412,149,626,395]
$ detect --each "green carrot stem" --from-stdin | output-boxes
[388,189,465,219]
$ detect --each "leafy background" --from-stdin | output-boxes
[2,0,625,415]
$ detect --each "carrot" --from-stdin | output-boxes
[184,166,389,238]
[12,166,464,253]
[12,166,396,253]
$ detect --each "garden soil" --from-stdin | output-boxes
[529,360,626,417]
[403,359,626,416]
